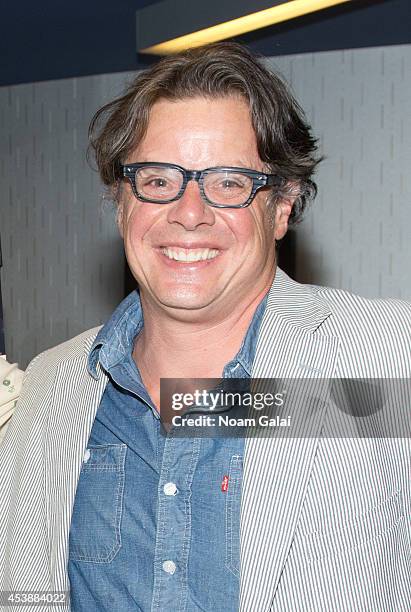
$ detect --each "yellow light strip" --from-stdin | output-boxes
[140,0,353,55]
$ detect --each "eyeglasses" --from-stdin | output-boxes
[120,162,285,208]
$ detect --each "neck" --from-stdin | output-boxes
[133,277,274,406]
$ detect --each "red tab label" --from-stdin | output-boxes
[221,475,229,492]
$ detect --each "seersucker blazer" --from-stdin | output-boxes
[0,269,410,612]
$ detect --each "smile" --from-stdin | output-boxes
[160,247,220,262]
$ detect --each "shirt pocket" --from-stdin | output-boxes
[225,454,243,578]
[69,443,127,563]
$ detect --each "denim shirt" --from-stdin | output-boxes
[68,290,267,612]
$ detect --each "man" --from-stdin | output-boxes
[0,43,410,612]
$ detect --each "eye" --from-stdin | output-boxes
[206,174,246,189]
[212,176,247,192]
[219,178,244,189]
[144,177,169,188]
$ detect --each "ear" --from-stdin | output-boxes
[273,196,296,240]
[116,202,124,239]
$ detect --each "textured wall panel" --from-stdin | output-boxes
[268,45,411,299]
[0,74,134,367]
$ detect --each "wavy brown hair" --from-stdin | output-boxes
[89,42,322,224]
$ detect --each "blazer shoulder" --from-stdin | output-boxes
[314,284,411,329]
[24,326,103,382]
[1,326,104,459]
[310,284,411,375]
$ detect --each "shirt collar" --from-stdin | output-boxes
[88,289,143,379]
[223,292,268,377]
[88,290,268,380]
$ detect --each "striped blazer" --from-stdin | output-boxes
[0,269,410,611]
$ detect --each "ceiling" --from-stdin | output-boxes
[2,0,410,87]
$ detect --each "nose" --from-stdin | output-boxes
[166,179,215,230]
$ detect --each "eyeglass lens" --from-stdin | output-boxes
[135,166,254,206]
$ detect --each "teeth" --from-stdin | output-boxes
[161,247,219,262]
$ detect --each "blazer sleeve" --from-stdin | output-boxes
[0,356,24,445]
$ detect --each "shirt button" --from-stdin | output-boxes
[162,560,176,575]
[163,482,178,496]
[83,449,91,463]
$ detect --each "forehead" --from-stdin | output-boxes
[132,96,261,167]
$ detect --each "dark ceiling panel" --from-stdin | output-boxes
[136,0,296,49]
[1,0,410,86]
[242,0,411,56]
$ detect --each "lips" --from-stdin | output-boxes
[160,247,220,262]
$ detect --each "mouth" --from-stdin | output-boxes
[160,247,220,263]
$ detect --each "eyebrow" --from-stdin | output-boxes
[131,159,262,170]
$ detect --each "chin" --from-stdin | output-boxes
[156,289,216,312]
[160,298,211,312]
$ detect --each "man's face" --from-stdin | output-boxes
[117,96,292,321]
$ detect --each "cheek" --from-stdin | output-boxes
[122,205,157,247]
[222,208,269,246]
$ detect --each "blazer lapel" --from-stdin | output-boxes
[240,269,340,612]
[45,335,108,590]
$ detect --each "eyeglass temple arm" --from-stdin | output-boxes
[266,174,287,187]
